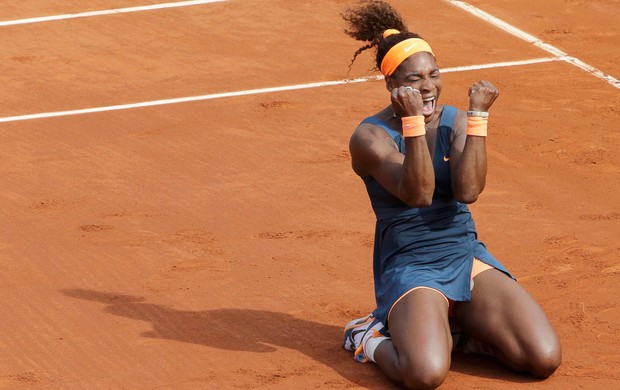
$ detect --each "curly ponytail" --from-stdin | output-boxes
[341,0,423,72]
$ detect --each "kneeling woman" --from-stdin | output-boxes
[340,1,561,389]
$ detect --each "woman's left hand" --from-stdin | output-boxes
[468,80,499,112]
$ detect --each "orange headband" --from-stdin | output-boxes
[380,36,435,76]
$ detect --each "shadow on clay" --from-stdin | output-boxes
[61,288,541,387]
[61,288,389,389]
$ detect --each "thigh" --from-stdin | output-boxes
[452,269,561,372]
[387,288,453,373]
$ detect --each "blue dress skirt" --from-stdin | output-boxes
[360,106,512,329]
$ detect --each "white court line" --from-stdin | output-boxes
[0,0,227,27]
[445,0,620,89]
[0,57,557,123]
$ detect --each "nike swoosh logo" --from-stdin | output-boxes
[403,42,419,52]
[443,156,450,162]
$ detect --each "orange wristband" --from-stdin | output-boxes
[401,116,426,137]
[466,116,488,137]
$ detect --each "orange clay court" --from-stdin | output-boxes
[0,0,618,389]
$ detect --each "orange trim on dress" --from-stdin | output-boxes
[387,258,494,322]
[471,257,493,278]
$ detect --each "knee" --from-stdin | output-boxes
[528,343,562,378]
[509,335,561,378]
[399,357,449,389]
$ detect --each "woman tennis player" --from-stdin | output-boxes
[340,1,561,388]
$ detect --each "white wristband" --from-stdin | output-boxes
[467,111,489,118]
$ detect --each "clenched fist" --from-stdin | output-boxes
[468,80,499,112]
[391,86,424,117]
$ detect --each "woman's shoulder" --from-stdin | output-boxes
[437,105,467,135]
[352,109,400,142]
[349,113,402,176]
[438,105,465,124]
[351,117,399,149]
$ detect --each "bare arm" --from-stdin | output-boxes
[450,80,499,203]
[350,87,435,207]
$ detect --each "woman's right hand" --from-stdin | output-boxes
[391,86,424,117]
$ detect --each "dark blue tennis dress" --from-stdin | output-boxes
[360,105,511,328]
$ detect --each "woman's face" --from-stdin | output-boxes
[387,52,443,121]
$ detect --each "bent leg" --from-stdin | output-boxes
[452,269,562,378]
[373,288,452,389]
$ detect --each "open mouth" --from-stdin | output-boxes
[422,97,436,117]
